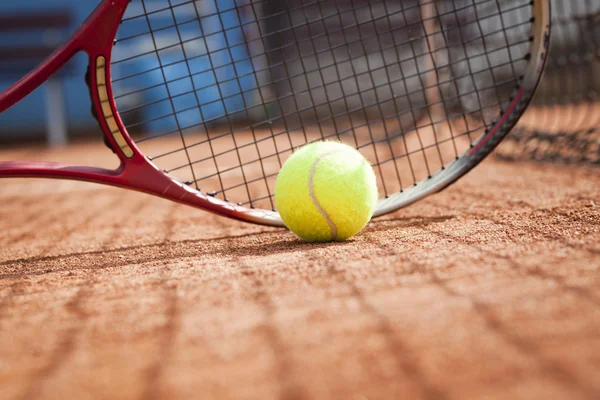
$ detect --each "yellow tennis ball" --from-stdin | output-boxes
[275,141,378,242]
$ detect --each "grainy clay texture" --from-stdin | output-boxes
[0,141,598,400]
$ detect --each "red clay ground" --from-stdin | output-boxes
[0,142,598,400]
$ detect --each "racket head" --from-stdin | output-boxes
[1,0,551,227]
[102,0,551,225]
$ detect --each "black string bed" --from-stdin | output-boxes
[111,0,535,210]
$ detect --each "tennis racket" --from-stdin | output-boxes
[0,0,550,226]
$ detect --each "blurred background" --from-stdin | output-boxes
[0,0,598,158]
[496,0,600,165]
[0,0,260,146]
[0,0,96,145]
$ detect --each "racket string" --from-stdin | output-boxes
[111,0,537,209]
[143,71,522,173]
[119,44,528,149]
[164,96,507,179]
[114,27,532,147]
[112,4,530,104]
[209,118,492,206]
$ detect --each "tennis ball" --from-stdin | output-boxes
[275,141,378,242]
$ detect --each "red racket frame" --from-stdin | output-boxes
[0,0,275,224]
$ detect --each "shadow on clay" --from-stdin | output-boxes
[0,215,454,279]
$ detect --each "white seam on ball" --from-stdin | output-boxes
[308,151,341,241]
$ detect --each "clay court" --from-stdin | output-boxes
[1,137,598,399]
[1,0,599,398]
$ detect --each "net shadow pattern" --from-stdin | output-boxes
[498,0,600,165]
[111,0,536,210]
